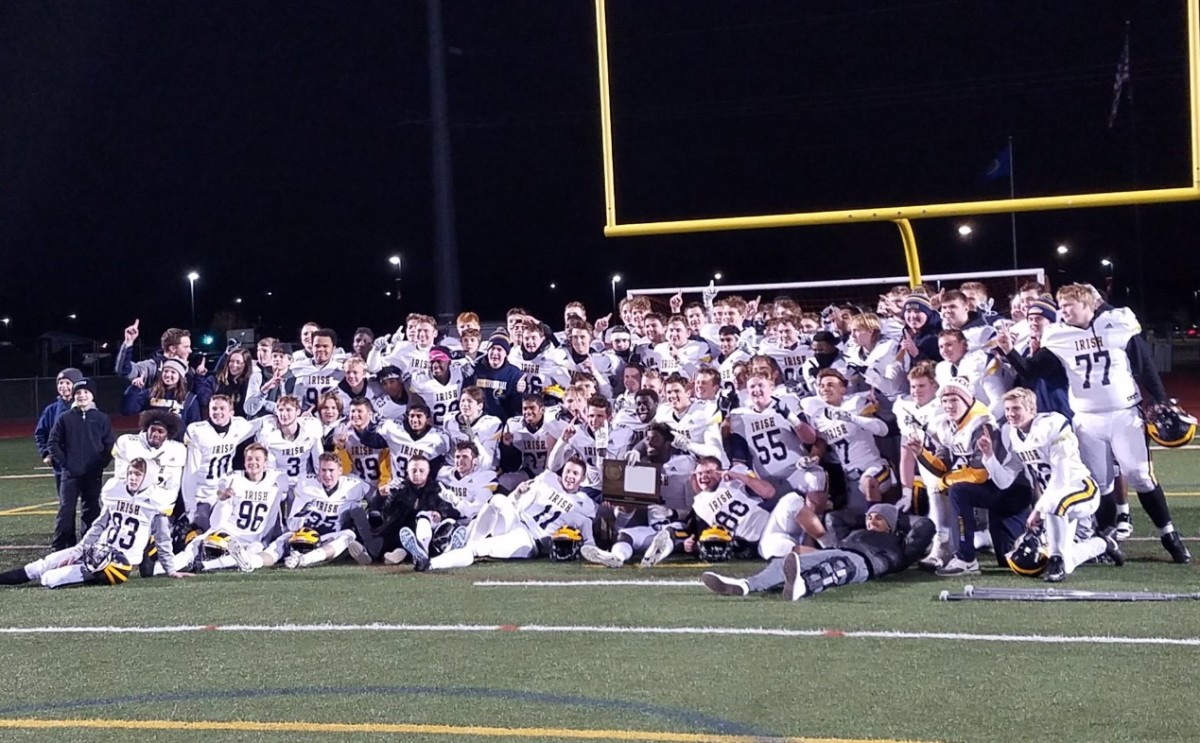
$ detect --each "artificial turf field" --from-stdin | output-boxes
[0,438,1199,743]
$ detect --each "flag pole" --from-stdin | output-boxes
[1008,135,1017,270]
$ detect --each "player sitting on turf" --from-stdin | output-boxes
[112,409,187,496]
[386,454,467,571]
[581,423,696,569]
[229,453,369,571]
[682,456,776,561]
[0,459,189,588]
[980,388,1125,582]
[170,444,287,574]
[701,503,934,601]
[426,456,597,570]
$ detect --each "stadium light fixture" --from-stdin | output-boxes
[610,274,622,310]
[1,318,8,328]
[234,297,242,304]
[389,255,402,300]
[1056,244,1069,255]
[957,224,973,237]
[186,271,200,331]
[549,282,557,289]
[1101,258,1113,267]
[68,314,77,320]
[713,272,723,282]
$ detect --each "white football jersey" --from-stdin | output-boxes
[691,469,770,542]
[257,417,324,487]
[443,413,503,470]
[381,341,433,379]
[801,394,887,474]
[368,388,408,422]
[892,395,943,442]
[727,403,809,481]
[515,473,598,540]
[650,340,711,379]
[936,350,1008,418]
[437,467,499,518]
[553,425,614,488]
[759,342,811,388]
[112,434,186,495]
[290,358,346,412]
[845,339,907,400]
[1039,307,1143,413]
[288,475,371,535]
[211,470,287,540]
[510,346,571,397]
[989,413,1092,500]
[716,349,752,395]
[374,419,450,482]
[408,367,465,427]
[798,356,855,397]
[503,417,553,477]
[183,417,260,496]
[92,479,174,564]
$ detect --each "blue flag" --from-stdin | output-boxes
[984,144,1011,181]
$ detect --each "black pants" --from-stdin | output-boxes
[343,507,401,561]
[948,481,1032,565]
[53,473,102,550]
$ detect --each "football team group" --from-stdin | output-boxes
[5,279,1196,601]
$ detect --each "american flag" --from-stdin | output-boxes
[1108,32,1131,128]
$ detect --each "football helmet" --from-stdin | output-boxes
[549,526,584,562]
[201,532,232,560]
[429,519,458,557]
[82,543,132,586]
[698,526,734,563]
[1147,400,1197,449]
[288,528,321,553]
[1005,528,1049,577]
[910,477,930,518]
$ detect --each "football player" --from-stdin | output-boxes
[377,314,437,377]
[368,365,409,422]
[908,378,1032,577]
[0,459,186,587]
[758,315,809,388]
[980,388,1124,582]
[583,423,696,568]
[653,375,726,463]
[686,456,776,558]
[290,328,346,412]
[700,503,935,600]
[546,395,621,493]
[437,441,500,520]
[497,394,553,491]
[714,325,752,397]
[798,331,854,397]
[1015,284,1188,562]
[935,329,1008,420]
[651,316,711,379]
[557,321,615,397]
[427,456,598,569]
[939,289,996,352]
[509,320,571,399]
[801,369,894,512]
[291,322,320,364]
[333,398,393,489]
[256,395,324,489]
[726,373,825,513]
[442,386,503,470]
[362,403,450,485]
[173,444,287,573]
[845,313,906,402]
[235,453,369,571]
[408,346,465,427]
[112,409,186,496]
[181,395,262,532]
[334,357,379,412]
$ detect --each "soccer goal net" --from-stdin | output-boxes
[627,268,1047,317]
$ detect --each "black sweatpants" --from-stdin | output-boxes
[53,473,102,550]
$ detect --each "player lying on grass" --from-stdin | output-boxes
[0,458,191,588]
[701,503,933,601]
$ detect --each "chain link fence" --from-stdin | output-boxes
[0,376,128,420]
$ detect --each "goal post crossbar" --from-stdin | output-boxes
[626,268,1046,300]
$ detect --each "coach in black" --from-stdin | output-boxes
[47,379,115,550]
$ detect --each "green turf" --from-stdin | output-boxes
[1,438,1199,743]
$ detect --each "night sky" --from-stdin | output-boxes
[2,0,1198,361]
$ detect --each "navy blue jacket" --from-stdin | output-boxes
[48,405,115,479]
[467,362,524,421]
[34,398,72,473]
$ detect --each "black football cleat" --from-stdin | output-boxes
[1044,555,1066,583]
[1162,532,1192,564]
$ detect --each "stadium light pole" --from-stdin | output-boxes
[610,274,621,311]
[389,255,402,300]
[186,271,200,331]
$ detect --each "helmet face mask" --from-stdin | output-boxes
[1005,528,1049,577]
[1147,400,1197,449]
[549,526,583,562]
[698,526,734,563]
[82,543,132,585]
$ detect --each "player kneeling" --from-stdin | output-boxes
[981,388,1125,582]
[228,453,370,571]
[0,459,189,588]
[701,504,933,600]
[426,456,597,570]
[165,444,287,574]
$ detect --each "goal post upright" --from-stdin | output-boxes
[594,0,1200,277]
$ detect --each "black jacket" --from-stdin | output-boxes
[48,405,115,478]
[828,512,935,577]
[367,478,461,536]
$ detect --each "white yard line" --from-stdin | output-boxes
[0,622,1197,647]
[474,580,702,587]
